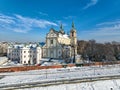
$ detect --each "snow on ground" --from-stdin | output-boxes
[0,58,64,67]
[40,58,65,66]
[0,64,120,87]
[0,61,23,68]
[19,79,120,90]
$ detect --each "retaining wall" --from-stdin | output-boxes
[0,61,120,73]
[0,64,74,72]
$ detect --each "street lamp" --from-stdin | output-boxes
[61,44,65,60]
[73,46,76,63]
[71,45,76,63]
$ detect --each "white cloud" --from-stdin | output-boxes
[96,20,120,26]
[0,14,15,24]
[86,29,120,36]
[63,16,76,19]
[95,20,120,32]
[55,20,67,27]
[0,13,58,33]
[79,19,120,42]
[39,12,48,16]
[82,20,120,37]
[83,0,98,9]
[13,29,28,33]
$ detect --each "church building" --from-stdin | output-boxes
[42,22,77,62]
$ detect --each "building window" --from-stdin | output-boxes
[59,51,61,54]
[24,51,26,53]
[51,40,53,44]
[28,60,30,64]
[24,61,26,64]
[24,55,26,58]
[51,50,53,53]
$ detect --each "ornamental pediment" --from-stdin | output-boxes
[58,37,71,45]
[47,29,58,37]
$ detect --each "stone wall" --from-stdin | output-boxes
[0,62,120,73]
[0,64,75,72]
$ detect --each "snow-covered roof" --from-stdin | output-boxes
[0,57,8,66]
[58,34,69,39]
[0,57,8,61]
[8,44,41,49]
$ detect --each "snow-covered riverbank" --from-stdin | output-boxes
[0,64,120,88]
[19,79,120,90]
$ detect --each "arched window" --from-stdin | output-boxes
[59,51,61,54]
[24,61,26,64]
[51,40,53,44]
[72,31,74,37]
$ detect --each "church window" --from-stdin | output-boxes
[59,51,61,54]
[72,32,74,37]
[51,50,53,53]
[51,40,53,44]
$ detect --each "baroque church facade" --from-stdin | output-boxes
[42,22,77,61]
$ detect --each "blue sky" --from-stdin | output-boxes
[0,0,120,42]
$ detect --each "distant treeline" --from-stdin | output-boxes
[77,40,120,61]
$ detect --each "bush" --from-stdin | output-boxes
[62,64,67,68]
[75,64,83,67]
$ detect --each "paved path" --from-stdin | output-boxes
[0,75,120,90]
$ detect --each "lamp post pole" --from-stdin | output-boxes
[62,44,64,60]
[71,45,76,63]
[62,44,66,62]
[73,46,75,63]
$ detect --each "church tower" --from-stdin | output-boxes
[59,24,65,34]
[70,22,77,60]
[70,22,77,46]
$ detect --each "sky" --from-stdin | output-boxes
[0,0,120,42]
